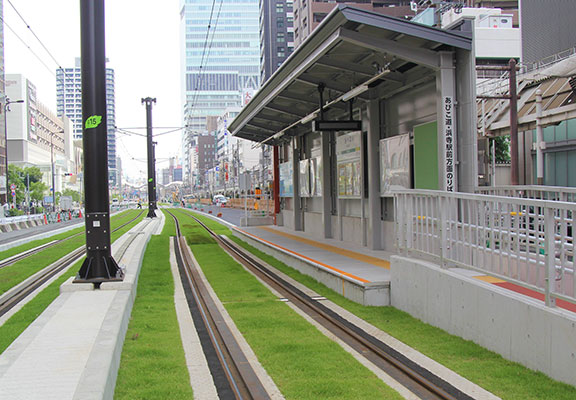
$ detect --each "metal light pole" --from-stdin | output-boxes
[3,98,24,204]
[142,97,157,218]
[51,132,56,212]
[75,0,122,284]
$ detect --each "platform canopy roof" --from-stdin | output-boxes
[229,5,473,146]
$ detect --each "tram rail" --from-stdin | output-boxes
[166,209,271,400]
[179,209,473,400]
[0,211,144,318]
[0,211,143,270]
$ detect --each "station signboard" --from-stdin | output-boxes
[336,131,362,198]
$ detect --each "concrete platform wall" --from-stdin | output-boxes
[234,230,389,306]
[391,255,576,385]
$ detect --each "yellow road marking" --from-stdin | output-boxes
[257,226,390,270]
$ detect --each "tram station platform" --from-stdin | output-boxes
[232,224,394,306]
[0,213,164,400]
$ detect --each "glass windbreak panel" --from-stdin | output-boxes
[568,150,576,187]
[555,121,567,141]
[543,125,555,142]
[545,152,556,186]
[567,118,576,140]
[555,151,568,187]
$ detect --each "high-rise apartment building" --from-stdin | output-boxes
[0,0,7,204]
[180,0,260,186]
[293,0,412,48]
[56,58,118,186]
[260,0,295,83]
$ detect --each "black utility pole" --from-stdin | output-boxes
[142,97,157,218]
[75,0,122,284]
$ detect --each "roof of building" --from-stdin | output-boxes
[229,5,473,145]
[480,55,576,135]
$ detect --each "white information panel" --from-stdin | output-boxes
[299,159,311,197]
[380,134,411,196]
[279,161,293,197]
[336,131,362,199]
[310,156,322,197]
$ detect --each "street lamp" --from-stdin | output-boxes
[50,129,65,212]
[3,98,24,204]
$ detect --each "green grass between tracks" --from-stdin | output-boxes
[115,212,194,400]
[0,209,134,262]
[0,210,142,296]
[0,210,144,355]
[188,211,576,400]
[177,209,402,399]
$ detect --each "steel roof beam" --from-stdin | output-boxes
[339,28,440,70]
[264,104,307,118]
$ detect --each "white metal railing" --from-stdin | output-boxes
[0,213,45,226]
[395,190,575,308]
[477,185,576,203]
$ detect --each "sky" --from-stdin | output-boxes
[4,0,182,182]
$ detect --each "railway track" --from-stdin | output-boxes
[166,209,271,400]
[178,209,474,400]
[0,211,145,319]
[0,210,144,270]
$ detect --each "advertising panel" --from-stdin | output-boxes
[299,159,311,197]
[310,156,322,197]
[380,134,410,196]
[336,131,362,198]
[279,161,293,197]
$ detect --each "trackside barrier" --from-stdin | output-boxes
[0,213,45,226]
[394,190,575,308]
[477,185,576,203]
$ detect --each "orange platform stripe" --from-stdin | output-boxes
[237,228,371,283]
[258,226,391,270]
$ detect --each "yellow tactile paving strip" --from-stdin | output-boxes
[257,225,391,269]
[258,227,391,270]
[473,275,507,284]
[236,228,372,283]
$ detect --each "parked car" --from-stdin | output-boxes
[213,195,228,206]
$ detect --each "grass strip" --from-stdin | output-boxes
[0,211,144,355]
[0,210,142,295]
[177,210,402,399]
[189,211,576,400]
[115,211,194,400]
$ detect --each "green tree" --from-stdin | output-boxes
[493,135,511,163]
[7,165,48,206]
[61,188,81,203]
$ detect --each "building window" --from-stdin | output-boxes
[277,46,285,57]
[277,32,285,42]
[277,16,284,28]
[313,13,327,23]
[276,2,284,13]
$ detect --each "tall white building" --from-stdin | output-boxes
[56,58,117,186]
[5,74,73,195]
[180,0,260,187]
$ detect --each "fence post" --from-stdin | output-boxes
[438,194,447,268]
[544,207,556,307]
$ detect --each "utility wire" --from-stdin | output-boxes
[0,15,56,77]
[6,0,71,77]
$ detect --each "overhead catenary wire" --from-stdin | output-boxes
[0,15,56,78]
[5,0,76,83]
[188,0,224,121]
